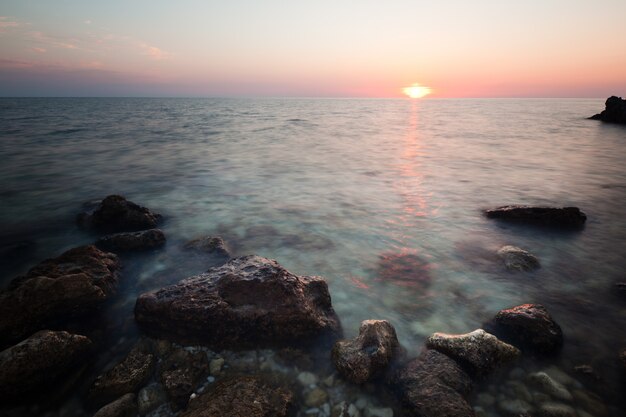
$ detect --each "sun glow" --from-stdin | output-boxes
[403,83,432,99]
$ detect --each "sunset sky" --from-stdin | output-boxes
[1,0,625,98]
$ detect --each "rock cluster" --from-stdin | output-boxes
[485,206,587,229]
[589,96,626,124]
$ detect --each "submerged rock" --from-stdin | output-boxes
[0,330,92,401]
[497,245,540,272]
[485,206,587,229]
[93,393,138,417]
[426,329,519,376]
[183,236,231,258]
[77,195,161,233]
[529,372,573,401]
[159,347,209,410]
[96,229,166,252]
[137,383,166,416]
[0,245,120,347]
[135,255,341,349]
[332,320,401,384]
[376,251,432,290]
[589,96,626,124]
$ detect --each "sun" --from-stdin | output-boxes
[403,83,432,99]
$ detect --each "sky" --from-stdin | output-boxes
[0,0,625,98]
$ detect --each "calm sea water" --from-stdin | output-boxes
[1,98,625,413]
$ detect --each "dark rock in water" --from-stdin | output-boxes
[180,376,294,417]
[93,393,138,417]
[183,236,231,257]
[392,349,474,417]
[96,229,166,252]
[0,330,92,401]
[485,205,587,229]
[88,342,156,407]
[497,245,540,272]
[488,304,563,355]
[332,320,401,384]
[135,255,341,349]
[77,195,161,233]
[376,251,432,290]
[0,245,120,348]
[137,383,166,416]
[589,96,626,124]
[426,329,520,377]
[159,347,209,410]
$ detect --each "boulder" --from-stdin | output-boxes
[0,245,120,348]
[485,206,586,229]
[589,96,626,124]
[180,376,294,417]
[96,229,166,252]
[159,347,209,410]
[0,330,92,401]
[426,329,519,376]
[135,255,341,349]
[392,349,474,417]
[93,393,138,417]
[332,320,401,383]
[497,245,540,272]
[490,304,563,355]
[77,195,161,233]
[184,236,231,258]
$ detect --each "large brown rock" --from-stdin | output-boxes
[0,330,92,401]
[78,195,161,233]
[0,245,120,348]
[96,229,166,252]
[135,255,341,349]
[589,96,626,124]
[485,206,586,229]
[180,376,294,417]
[159,348,209,410]
[332,320,401,383]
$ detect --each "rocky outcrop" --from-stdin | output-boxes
[77,195,161,233]
[0,245,120,347]
[489,304,563,355]
[135,255,341,349]
[0,330,92,401]
[485,206,586,229]
[589,96,626,124]
[180,376,294,417]
[184,236,231,258]
[96,229,166,252]
[426,329,519,376]
[332,320,401,383]
[159,348,209,410]
[93,393,138,417]
[497,245,540,272]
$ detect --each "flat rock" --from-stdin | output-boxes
[497,245,540,272]
[93,393,138,417]
[0,245,120,348]
[135,255,341,349]
[332,320,401,383]
[184,236,231,258]
[426,329,520,376]
[485,206,586,229]
[180,376,294,417]
[96,229,166,252]
[589,96,626,124]
[159,347,209,410]
[0,330,92,401]
[77,195,161,233]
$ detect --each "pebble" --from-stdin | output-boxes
[347,404,361,417]
[206,376,215,383]
[298,371,319,386]
[498,399,533,415]
[544,366,576,386]
[538,402,576,417]
[323,374,335,387]
[355,396,369,409]
[209,357,224,375]
[364,407,393,417]
[529,372,573,401]
[305,388,328,407]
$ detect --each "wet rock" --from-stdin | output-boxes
[589,96,626,124]
[305,387,328,407]
[528,372,573,401]
[180,376,294,417]
[159,348,209,410]
[497,399,533,415]
[96,229,165,252]
[365,408,393,417]
[332,320,401,383]
[297,371,318,386]
[88,343,156,407]
[184,236,231,258]
[137,383,166,416]
[0,330,92,401]
[0,245,119,348]
[93,393,137,417]
[485,206,587,230]
[426,329,520,376]
[496,245,540,272]
[135,255,341,349]
[78,195,161,233]
[537,402,576,417]
[392,349,474,417]
[209,357,224,376]
[490,304,563,355]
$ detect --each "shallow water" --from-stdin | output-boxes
[1,97,625,414]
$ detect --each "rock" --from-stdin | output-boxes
[392,349,474,417]
[297,372,318,386]
[0,245,120,348]
[88,342,156,407]
[180,376,294,417]
[159,348,209,410]
[77,195,161,233]
[572,389,607,415]
[528,372,573,401]
[496,245,540,272]
[0,330,92,401]
[96,229,166,252]
[426,329,520,376]
[589,96,626,124]
[332,320,401,383]
[490,304,563,355]
[305,387,328,407]
[497,399,533,415]
[137,383,166,416]
[93,393,138,417]
[184,236,231,258]
[365,407,393,417]
[543,366,575,386]
[209,357,224,376]
[376,252,432,290]
[135,255,341,349]
[485,206,587,230]
[537,402,576,417]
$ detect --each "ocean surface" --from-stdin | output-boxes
[1,97,625,415]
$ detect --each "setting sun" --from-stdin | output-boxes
[403,83,432,98]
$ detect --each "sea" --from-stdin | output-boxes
[1,97,625,416]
